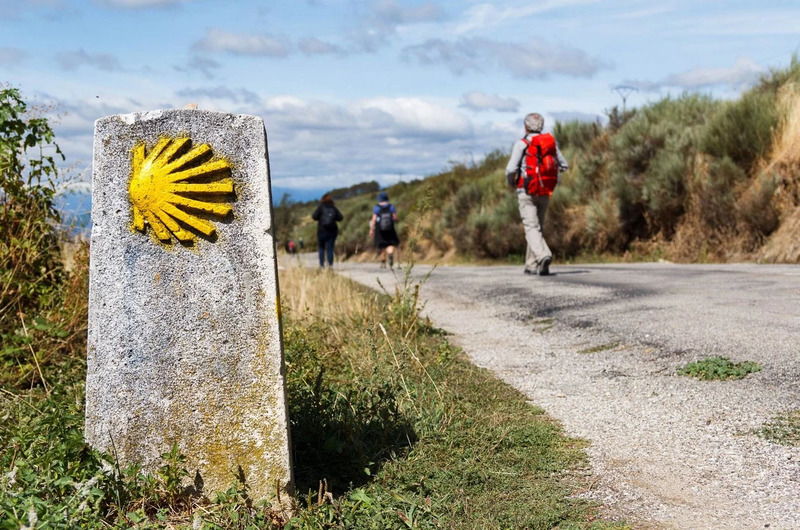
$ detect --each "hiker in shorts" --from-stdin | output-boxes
[311,193,343,268]
[505,112,568,276]
[369,191,399,268]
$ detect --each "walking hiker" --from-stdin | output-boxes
[311,193,343,268]
[505,112,568,276]
[369,191,399,269]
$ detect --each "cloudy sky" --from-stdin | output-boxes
[2,0,799,199]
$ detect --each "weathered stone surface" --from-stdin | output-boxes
[86,109,293,504]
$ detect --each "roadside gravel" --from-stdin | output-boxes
[335,261,800,529]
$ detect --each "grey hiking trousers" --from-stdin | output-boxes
[516,189,551,269]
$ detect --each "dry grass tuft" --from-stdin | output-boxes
[765,84,800,177]
[280,267,379,324]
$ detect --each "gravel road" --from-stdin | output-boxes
[330,260,800,529]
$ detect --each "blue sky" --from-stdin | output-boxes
[2,0,799,200]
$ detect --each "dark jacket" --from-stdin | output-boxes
[311,203,344,237]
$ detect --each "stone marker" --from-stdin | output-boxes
[86,109,293,506]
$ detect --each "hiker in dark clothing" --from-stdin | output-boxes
[311,193,343,267]
[369,191,399,268]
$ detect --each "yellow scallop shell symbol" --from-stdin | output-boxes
[128,136,234,244]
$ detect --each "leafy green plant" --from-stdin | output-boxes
[758,409,800,446]
[678,356,762,380]
[1,88,67,388]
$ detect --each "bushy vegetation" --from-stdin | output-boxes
[0,87,75,389]
[280,59,800,264]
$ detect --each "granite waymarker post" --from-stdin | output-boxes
[86,109,293,504]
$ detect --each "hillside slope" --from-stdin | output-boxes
[281,59,800,264]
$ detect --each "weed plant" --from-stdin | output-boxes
[758,409,800,446]
[677,356,762,381]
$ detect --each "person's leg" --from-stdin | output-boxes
[517,190,549,271]
[326,236,335,266]
[386,245,395,268]
[532,195,552,274]
[317,236,325,267]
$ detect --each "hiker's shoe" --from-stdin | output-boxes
[537,256,552,276]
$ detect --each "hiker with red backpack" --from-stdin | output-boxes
[311,193,344,268]
[369,191,399,269]
[505,113,568,276]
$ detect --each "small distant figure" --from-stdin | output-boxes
[311,193,343,268]
[287,240,297,254]
[298,238,304,250]
[369,191,399,269]
[505,112,568,276]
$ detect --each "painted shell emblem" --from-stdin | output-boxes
[128,136,234,244]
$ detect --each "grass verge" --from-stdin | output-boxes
[677,356,762,381]
[1,261,619,528]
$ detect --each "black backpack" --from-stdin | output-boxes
[377,204,394,231]
[320,205,337,228]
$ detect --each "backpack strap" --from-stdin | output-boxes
[519,136,531,189]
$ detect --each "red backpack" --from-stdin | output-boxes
[519,133,559,196]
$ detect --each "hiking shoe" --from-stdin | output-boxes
[537,256,552,276]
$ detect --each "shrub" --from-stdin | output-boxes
[609,95,717,240]
[553,120,602,152]
[736,172,780,242]
[1,88,68,387]
[700,89,779,171]
[0,88,64,328]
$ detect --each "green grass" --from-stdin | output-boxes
[578,342,620,354]
[677,356,762,381]
[758,410,800,446]
[0,265,622,528]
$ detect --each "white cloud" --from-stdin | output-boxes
[357,97,473,137]
[0,47,27,65]
[625,57,765,92]
[298,37,344,55]
[193,28,290,57]
[175,86,261,105]
[349,0,445,52]
[459,91,520,112]
[664,57,765,89]
[451,0,600,34]
[402,38,606,79]
[173,55,221,79]
[371,0,442,25]
[56,49,122,71]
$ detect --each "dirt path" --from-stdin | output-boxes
[330,260,800,529]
